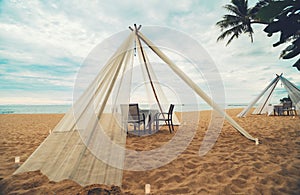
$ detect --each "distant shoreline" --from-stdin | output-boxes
[0,104,249,114]
[0,104,71,114]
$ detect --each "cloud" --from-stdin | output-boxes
[0,89,73,105]
[0,0,299,105]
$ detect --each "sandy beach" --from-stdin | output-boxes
[0,109,299,194]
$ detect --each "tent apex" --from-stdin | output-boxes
[276,73,283,77]
[129,24,142,32]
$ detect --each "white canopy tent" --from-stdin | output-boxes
[15,25,258,187]
[238,74,300,117]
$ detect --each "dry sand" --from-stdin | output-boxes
[0,109,299,194]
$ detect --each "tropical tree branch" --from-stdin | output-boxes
[216,0,300,71]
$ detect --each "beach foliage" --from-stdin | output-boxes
[216,0,300,71]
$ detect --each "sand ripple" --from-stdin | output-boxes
[0,109,299,194]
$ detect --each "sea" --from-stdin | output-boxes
[0,104,248,114]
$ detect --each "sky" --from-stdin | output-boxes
[0,0,299,105]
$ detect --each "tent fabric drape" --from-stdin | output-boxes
[281,76,300,114]
[14,32,136,186]
[137,31,258,144]
[135,34,180,124]
[237,74,300,117]
[15,26,259,187]
[238,75,281,117]
[252,77,280,115]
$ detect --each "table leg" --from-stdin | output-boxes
[148,114,152,132]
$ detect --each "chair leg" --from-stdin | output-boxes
[156,120,159,131]
[133,123,139,134]
[167,120,172,133]
[170,119,174,132]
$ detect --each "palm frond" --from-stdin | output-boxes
[248,31,254,42]
[223,14,243,23]
[227,33,239,45]
[217,30,232,42]
[216,15,242,29]
[217,24,244,45]
[216,0,256,45]
[224,4,242,17]
[245,24,254,40]
[233,0,248,16]
[227,26,244,45]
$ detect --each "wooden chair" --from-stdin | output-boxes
[154,104,175,133]
[121,104,145,134]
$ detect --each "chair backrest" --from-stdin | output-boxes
[283,101,292,109]
[168,104,175,116]
[128,104,140,120]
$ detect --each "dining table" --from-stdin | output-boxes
[273,104,284,116]
[139,108,159,132]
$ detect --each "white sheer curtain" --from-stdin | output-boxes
[15,32,136,186]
